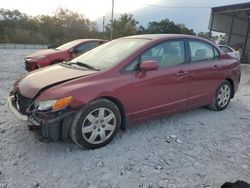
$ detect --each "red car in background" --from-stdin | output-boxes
[9,34,240,149]
[24,39,107,71]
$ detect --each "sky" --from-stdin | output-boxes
[1,0,249,32]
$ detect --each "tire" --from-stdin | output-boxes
[209,80,232,111]
[35,64,40,69]
[70,99,121,149]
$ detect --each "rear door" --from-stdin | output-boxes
[187,40,222,107]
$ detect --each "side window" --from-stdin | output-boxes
[189,41,214,62]
[141,40,185,68]
[214,48,220,59]
[75,42,98,54]
[123,40,185,72]
[124,58,140,72]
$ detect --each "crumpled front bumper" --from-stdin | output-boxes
[8,95,76,141]
[8,96,28,121]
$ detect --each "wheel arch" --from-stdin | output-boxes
[96,96,127,130]
[225,78,234,98]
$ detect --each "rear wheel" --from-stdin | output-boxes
[209,80,232,111]
[70,99,121,149]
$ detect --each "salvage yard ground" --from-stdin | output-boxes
[0,49,250,188]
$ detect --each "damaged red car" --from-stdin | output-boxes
[24,39,107,71]
[8,34,241,149]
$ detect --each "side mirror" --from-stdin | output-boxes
[139,60,159,72]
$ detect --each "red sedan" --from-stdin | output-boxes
[24,39,107,71]
[9,34,241,149]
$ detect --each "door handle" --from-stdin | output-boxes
[176,71,189,77]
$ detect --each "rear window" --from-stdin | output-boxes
[56,40,83,51]
[189,40,219,62]
[219,46,233,53]
[75,42,99,54]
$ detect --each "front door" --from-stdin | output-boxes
[119,39,190,121]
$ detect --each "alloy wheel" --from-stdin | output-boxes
[217,84,231,108]
[81,108,116,144]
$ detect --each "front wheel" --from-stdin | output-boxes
[70,99,121,149]
[209,80,232,111]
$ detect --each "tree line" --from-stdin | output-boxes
[0,8,224,46]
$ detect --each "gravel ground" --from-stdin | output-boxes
[0,49,250,188]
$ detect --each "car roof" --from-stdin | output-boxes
[71,39,108,43]
[123,34,205,41]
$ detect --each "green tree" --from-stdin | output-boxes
[146,19,195,35]
[38,8,98,45]
[218,34,226,44]
[137,25,147,34]
[197,31,210,39]
[0,8,214,46]
[106,14,139,39]
[197,31,226,44]
[0,8,99,45]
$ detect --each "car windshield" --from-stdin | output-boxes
[71,38,150,70]
[56,40,83,51]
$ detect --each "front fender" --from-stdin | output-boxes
[35,75,126,108]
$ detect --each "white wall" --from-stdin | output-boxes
[210,11,250,61]
[211,13,249,36]
[232,18,248,36]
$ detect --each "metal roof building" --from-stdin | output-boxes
[209,2,250,63]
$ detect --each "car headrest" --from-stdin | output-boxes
[166,47,178,56]
[195,49,207,59]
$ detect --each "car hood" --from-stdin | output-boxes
[16,64,96,99]
[25,49,61,59]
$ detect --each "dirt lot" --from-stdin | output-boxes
[0,49,250,188]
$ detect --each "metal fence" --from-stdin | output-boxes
[0,43,48,49]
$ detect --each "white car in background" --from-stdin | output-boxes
[218,45,241,60]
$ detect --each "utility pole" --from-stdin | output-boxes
[102,16,105,32]
[110,0,114,40]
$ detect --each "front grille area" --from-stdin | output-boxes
[14,92,33,115]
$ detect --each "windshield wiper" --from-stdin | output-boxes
[63,62,100,71]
